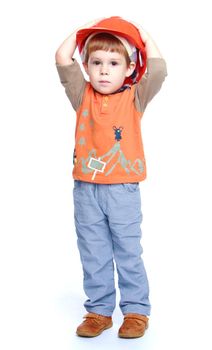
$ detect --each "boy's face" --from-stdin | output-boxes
[83,50,136,94]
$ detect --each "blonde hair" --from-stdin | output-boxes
[84,33,131,65]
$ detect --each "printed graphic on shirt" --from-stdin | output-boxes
[78,137,86,146]
[113,126,123,141]
[79,123,85,131]
[75,124,144,181]
[82,109,89,117]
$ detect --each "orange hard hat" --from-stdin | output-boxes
[76,16,147,84]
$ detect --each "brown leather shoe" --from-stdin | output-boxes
[118,313,149,338]
[76,313,113,337]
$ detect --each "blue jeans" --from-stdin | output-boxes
[73,180,151,317]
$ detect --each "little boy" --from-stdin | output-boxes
[55,16,167,338]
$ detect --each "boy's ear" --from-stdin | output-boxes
[125,62,136,77]
[83,62,89,75]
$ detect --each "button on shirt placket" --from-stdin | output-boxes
[101,96,109,114]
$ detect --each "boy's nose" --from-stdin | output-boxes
[100,65,109,75]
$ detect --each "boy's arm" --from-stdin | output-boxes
[55,31,77,66]
[55,26,85,110]
[55,18,104,65]
[132,22,168,113]
[135,57,168,114]
[56,59,86,111]
[55,18,104,110]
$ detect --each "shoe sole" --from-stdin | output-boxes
[76,323,113,337]
[118,331,145,338]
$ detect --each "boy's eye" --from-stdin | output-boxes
[91,60,118,66]
[92,60,101,65]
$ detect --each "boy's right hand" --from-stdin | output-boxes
[55,18,105,66]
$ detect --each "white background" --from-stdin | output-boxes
[1,1,212,349]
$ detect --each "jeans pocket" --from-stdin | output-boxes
[122,182,139,193]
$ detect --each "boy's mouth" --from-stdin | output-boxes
[99,80,110,83]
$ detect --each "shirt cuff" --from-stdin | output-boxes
[55,58,80,83]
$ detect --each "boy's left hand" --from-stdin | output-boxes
[127,20,150,44]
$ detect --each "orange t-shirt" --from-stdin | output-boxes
[73,83,146,184]
[56,58,168,184]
